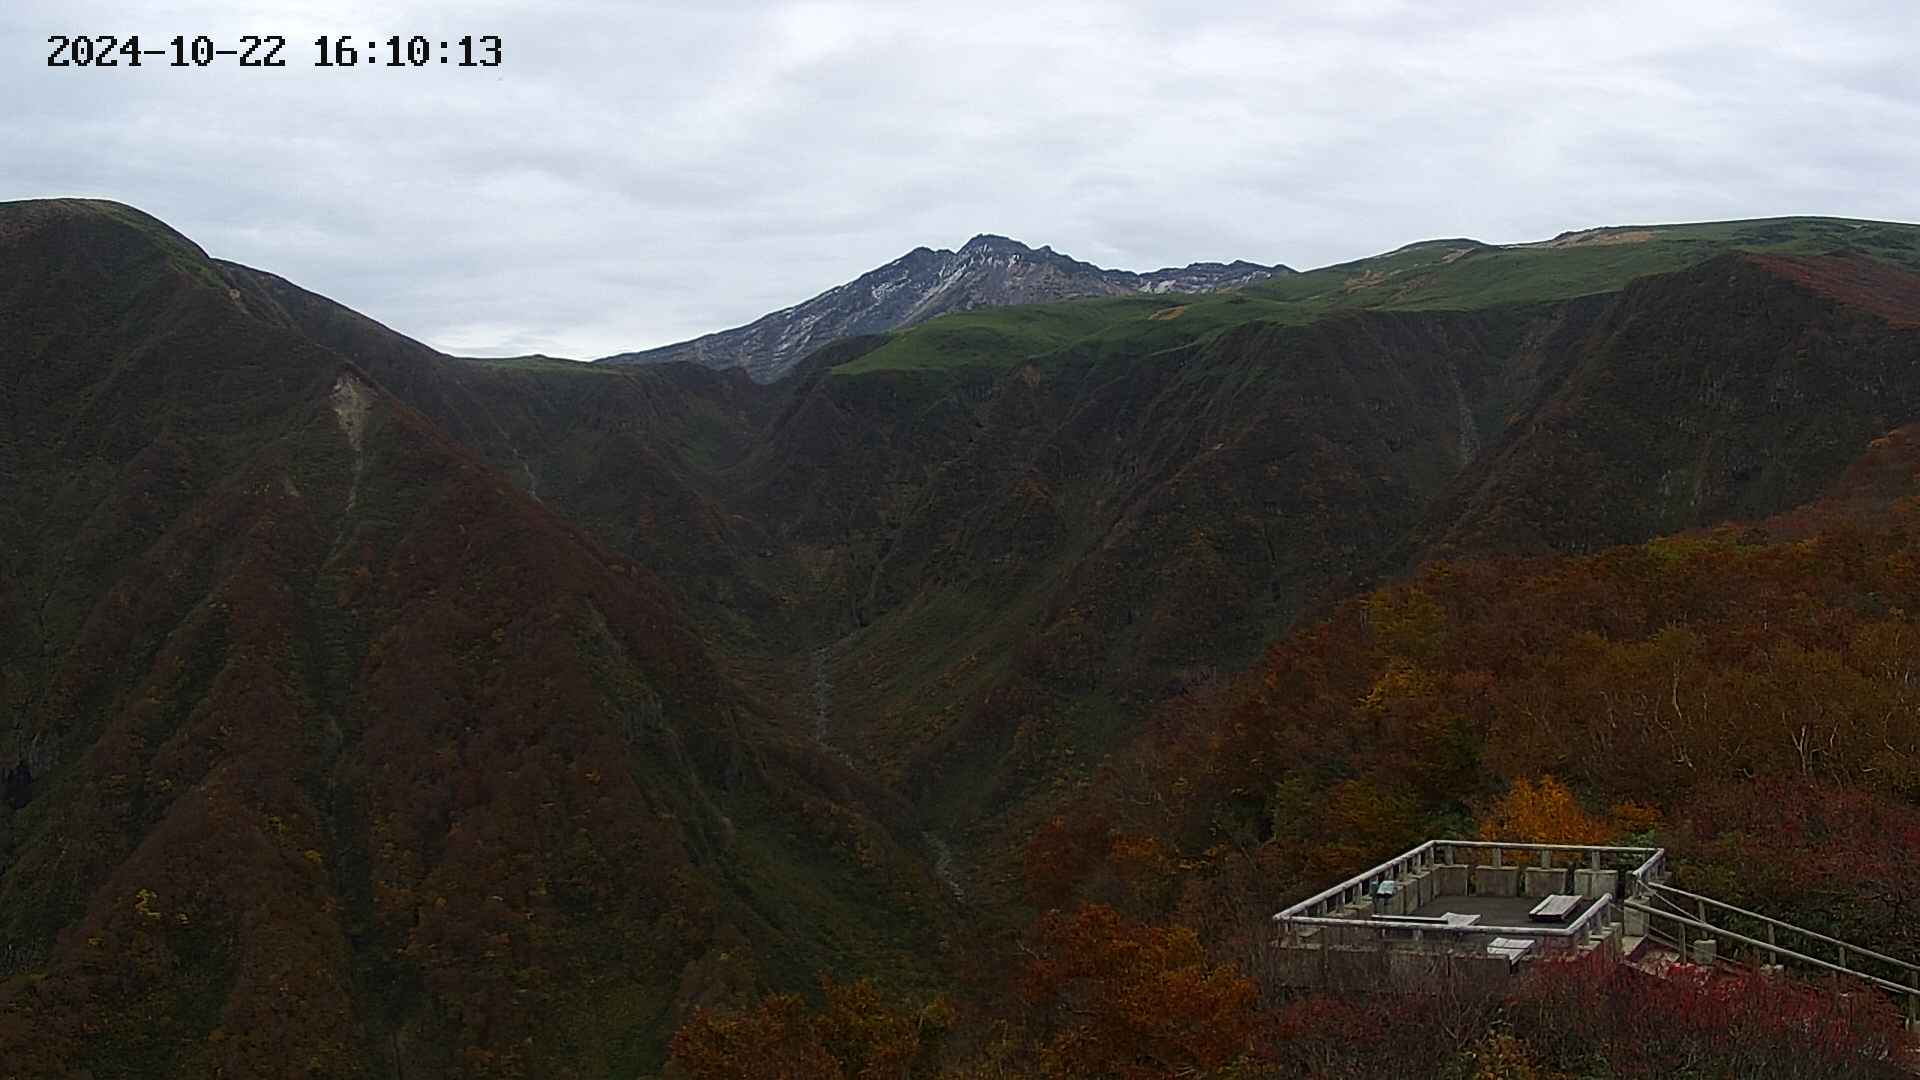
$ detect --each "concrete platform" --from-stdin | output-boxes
[1410,893,1598,927]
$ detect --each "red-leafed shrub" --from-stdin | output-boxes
[1511,953,1912,1079]
[1022,903,1256,1079]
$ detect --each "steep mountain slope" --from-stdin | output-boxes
[598,234,1290,382]
[645,301,1920,1080]
[727,310,1555,819]
[249,216,1920,911]
[1414,251,1920,560]
[742,255,1920,883]
[211,259,826,654]
[0,200,949,1079]
[11,199,1920,1077]
[1023,426,1920,1043]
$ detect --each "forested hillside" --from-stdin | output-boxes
[0,201,952,1078]
[5,199,1920,1077]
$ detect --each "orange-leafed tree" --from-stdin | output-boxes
[1477,776,1613,845]
[669,977,948,1080]
[1022,903,1255,1079]
[1022,815,1109,911]
[813,977,951,1080]
[669,994,841,1080]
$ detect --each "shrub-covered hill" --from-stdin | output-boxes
[654,432,1920,1078]
[0,200,953,1078]
[699,245,1920,895]
[121,205,1920,925]
[9,198,1920,1077]
[1412,250,1920,560]
[1046,425,1920,975]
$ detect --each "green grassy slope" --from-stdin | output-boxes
[1413,251,1920,561]
[833,216,1920,375]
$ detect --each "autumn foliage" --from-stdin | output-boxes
[1508,954,1911,1079]
[14,203,1920,1078]
[0,204,952,1079]
[667,951,1913,1079]
[1021,903,1256,1079]
[1475,776,1615,845]
[670,978,950,1080]
[1074,512,1920,925]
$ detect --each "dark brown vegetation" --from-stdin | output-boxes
[666,923,1912,1078]
[6,199,1920,1077]
[0,201,950,1078]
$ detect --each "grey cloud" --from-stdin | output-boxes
[5,0,1918,358]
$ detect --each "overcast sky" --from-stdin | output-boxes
[6,1,1919,358]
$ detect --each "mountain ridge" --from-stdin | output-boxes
[11,197,1920,1076]
[0,199,954,1078]
[597,234,1293,382]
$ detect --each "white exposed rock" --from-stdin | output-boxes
[330,372,370,453]
[330,372,371,510]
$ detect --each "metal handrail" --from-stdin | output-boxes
[1626,898,1920,1003]
[1644,880,1920,978]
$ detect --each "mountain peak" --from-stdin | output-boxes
[959,233,1032,255]
[601,235,1288,380]
[1,197,212,267]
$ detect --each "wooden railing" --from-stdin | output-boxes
[1271,838,1919,1025]
[1272,840,1662,958]
[1272,839,1664,923]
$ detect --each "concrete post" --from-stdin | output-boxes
[1474,865,1519,897]
[1523,866,1568,898]
[1624,905,1648,937]
[1572,868,1612,900]
[1411,868,1434,907]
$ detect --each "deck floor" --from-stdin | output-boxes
[1409,893,1598,927]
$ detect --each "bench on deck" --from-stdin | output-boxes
[1488,937,1536,962]
[1379,913,1482,927]
[1529,894,1581,922]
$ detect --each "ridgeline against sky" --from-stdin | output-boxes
[5,2,1917,357]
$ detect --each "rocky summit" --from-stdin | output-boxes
[597,233,1291,382]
